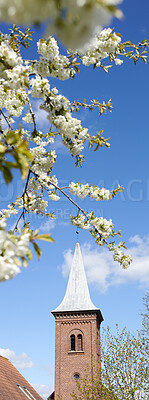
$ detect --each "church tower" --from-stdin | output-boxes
[52,241,103,400]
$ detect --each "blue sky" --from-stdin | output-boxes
[0,0,149,398]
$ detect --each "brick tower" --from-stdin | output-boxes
[52,241,103,400]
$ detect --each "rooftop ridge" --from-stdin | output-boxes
[0,355,8,361]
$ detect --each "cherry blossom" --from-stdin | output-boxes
[1,19,147,280]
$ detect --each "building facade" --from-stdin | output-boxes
[52,241,103,399]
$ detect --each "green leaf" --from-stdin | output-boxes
[26,248,32,260]
[5,161,18,169]
[35,234,55,242]
[14,151,29,180]
[14,257,22,267]
[0,144,6,154]
[32,241,42,260]
[22,257,28,267]
[6,131,18,145]
[1,165,13,184]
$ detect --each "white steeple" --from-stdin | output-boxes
[53,241,98,312]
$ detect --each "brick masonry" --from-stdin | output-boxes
[52,310,102,400]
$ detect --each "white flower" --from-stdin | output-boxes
[23,113,33,124]
[0,218,6,229]
[70,214,90,229]
[69,183,110,200]
[40,90,88,157]
[0,220,32,281]
[30,75,50,98]
[69,182,89,198]
[51,87,58,94]
[82,28,122,67]
[48,192,60,201]
[48,176,58,189]
[115,58,123,65]
[35,37,75,80]
[16,233,30,257]
[90,216,113,238]
[0,257,20,281]
[108,243,132,268]
[0,1,122,50]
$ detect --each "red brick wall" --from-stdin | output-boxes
[53,311,101,400]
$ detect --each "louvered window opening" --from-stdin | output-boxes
[77,334,83,351]
[70,334,75,351]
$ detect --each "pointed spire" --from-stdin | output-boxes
[53,241,98,312]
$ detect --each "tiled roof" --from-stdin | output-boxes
[0,355,43,400]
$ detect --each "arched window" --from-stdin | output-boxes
[70,334,75,351]
[77,334,83,351]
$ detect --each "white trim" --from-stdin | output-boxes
[23,387,38,400]
[17,385,32,400]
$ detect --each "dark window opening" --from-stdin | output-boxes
[77,334,83,351]
[70,334,75,351]
[74,373,80,381]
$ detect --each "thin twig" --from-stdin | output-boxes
[14,169,31,231]
[0,110,13,130]
[28,99,38,135]
[32,171,90,221]
[14,211,24,231]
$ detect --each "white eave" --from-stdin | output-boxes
[53,241,98,313]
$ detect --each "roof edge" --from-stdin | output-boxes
[0,355,8,361]
[52,308,104,322]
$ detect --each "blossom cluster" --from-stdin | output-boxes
[0,35,29,116]
[108,242,132,268]
[0,218,30,281]
[8,194,47,216]
[0,35,30,90]
[70,214,90,230]
[0,26,133,279]
[40,90,88,156]
[69,182,110,200]
[35,37,76,80]
[70,213,113,239]
[25,194,48,214]
[70,213,132,268]
[0,30,125,158]
[90,216,113,239]
[30,75,51,98]
[0,204,18,220]
[0,0,122,50]
[31,173,60,202]
[31,144,56,178]
[82,28,123,66]
[0,36,22,71]
[0,84,28,117]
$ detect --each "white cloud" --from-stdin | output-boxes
[60,235,149,292]
[58,221,70,227]
[0,348,34,369]
[32,100,50,131]
[32,384,51,400]
[39,219,56,232]
[60,248,73,277]
[52,135,68,154]
[39,218,70,233]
